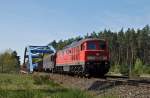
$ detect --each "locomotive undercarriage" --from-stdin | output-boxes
[53,61,110,77]
[84,61,110,77]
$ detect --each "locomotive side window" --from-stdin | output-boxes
[99,41,106,49]
[87,42,96,50]
[69,50,71,53]
[81,44,85,51]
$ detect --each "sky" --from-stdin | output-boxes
[0,0,150,63]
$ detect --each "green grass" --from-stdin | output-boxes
[96,94,120,98]
[0,73,91,98]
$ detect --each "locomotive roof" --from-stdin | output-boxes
[60,38,105,51]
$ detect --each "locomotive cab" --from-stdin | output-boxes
[85,40,109,61]
[80,39,110,76]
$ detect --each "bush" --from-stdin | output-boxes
[109,58,150,76]
[120,64,129,75]
[133,58,143,75]
[0,50,20,73]
[143,65,150,74]
[109,64,129,75]
[109,64,120,74]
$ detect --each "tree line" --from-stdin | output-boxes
[0,49,20,73]
[49,25,150,75]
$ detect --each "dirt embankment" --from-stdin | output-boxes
[48,73,150,98]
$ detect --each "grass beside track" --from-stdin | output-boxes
[0,73,91,98]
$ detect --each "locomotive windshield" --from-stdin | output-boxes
[87,42,96,50]
[86,40,106,50]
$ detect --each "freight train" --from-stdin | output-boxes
[43,38,110,76]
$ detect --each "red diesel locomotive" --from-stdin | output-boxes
[43,38,110,76]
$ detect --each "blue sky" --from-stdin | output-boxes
[0,0,150,63]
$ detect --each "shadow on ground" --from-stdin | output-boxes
[88,78,150,91]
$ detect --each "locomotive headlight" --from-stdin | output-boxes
[102,56,107,60]
[87,56,96,60]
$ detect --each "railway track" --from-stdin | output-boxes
[105,74,128,79]
[105,75,150,86]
